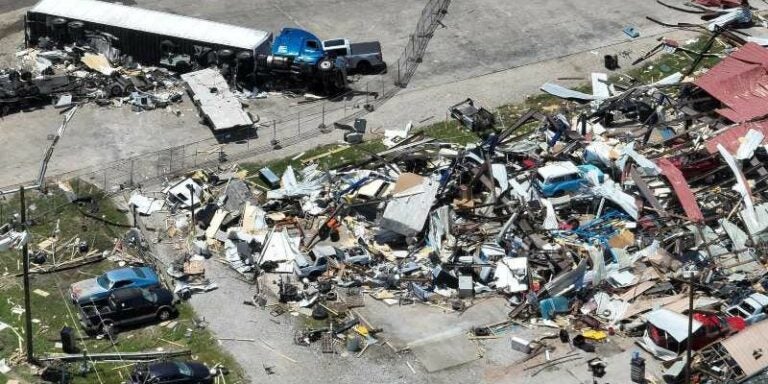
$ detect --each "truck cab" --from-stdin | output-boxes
[727,293,768,325]
[262,28,347,92]
[272,28,327,69]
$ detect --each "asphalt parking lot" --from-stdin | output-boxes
[0,0,705,190]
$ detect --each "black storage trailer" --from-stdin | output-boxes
[24,0,272,72]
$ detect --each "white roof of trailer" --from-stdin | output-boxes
[30,0,270,51]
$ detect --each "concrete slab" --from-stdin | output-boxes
[357,296,510,350]
[410,332,479,373]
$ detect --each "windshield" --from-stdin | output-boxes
[175,362,193,377]
[741,302,757,314]
[96,274,112,289]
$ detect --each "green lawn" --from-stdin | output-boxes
[0,184,244,384]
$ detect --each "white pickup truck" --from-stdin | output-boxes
[322,39,386,74]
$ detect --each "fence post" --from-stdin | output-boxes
[397,58,401,86]
[319,104,326,131]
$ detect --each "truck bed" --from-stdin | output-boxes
[350,42,381,56]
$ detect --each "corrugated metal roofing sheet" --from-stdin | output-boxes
[656,158,705,222]
[722,319,768,377]
[695,43,768,123]
[705,120,768,155]
[180,68,253,130]
[29,0,271,51]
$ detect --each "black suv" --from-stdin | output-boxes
[78,287,177,335]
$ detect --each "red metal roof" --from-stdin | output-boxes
[656,158,705,222]
[695,43,768,123]
[705,120,768,154]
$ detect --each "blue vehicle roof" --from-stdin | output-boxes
[104,266,155,281]
[272,28,322,57]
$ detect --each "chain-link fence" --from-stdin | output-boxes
[0,0,451,194]
[394,0,451,87]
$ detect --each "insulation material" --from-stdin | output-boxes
[427,205,453,256]
[718,144,758,229]
[80,53,115,75]
[494,257,528,293]
[540,82,601,101]
[617,142,660,175]
[267,164,328,200]
[541,198,559,230]
[588,245,606,285]
[242,202,267,234]
[591,72,610,98]
[735,129,765,160]
[589,178,639,219]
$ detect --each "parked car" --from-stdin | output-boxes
[727,292,768,325]
[322,38,386,73]
[70,266,160,305]
[129,361,213,384]
[535,161,604,197]
[78,287,177,334]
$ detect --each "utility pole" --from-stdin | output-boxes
[684,265,696,384]
[187,184,195,234]
[19,186,34,363]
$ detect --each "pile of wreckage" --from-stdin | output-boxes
[124,22,768,384]
[2,33,188,115]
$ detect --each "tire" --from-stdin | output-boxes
[160,40,175,54]
[109,84,124,97]
[157,308,172,321]
[217,49,234,63]
[100,320,115,335]
[356,60,372,73]
[51,18,68,27]
[312,305,329,320]
[318,58,333,72]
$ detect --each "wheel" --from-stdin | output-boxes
[318,58,333,71]
[109,84,124,97]
[99,320,115,335]
[356,60,372,73]
[157,308,172,321]
[160,40,175,54]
